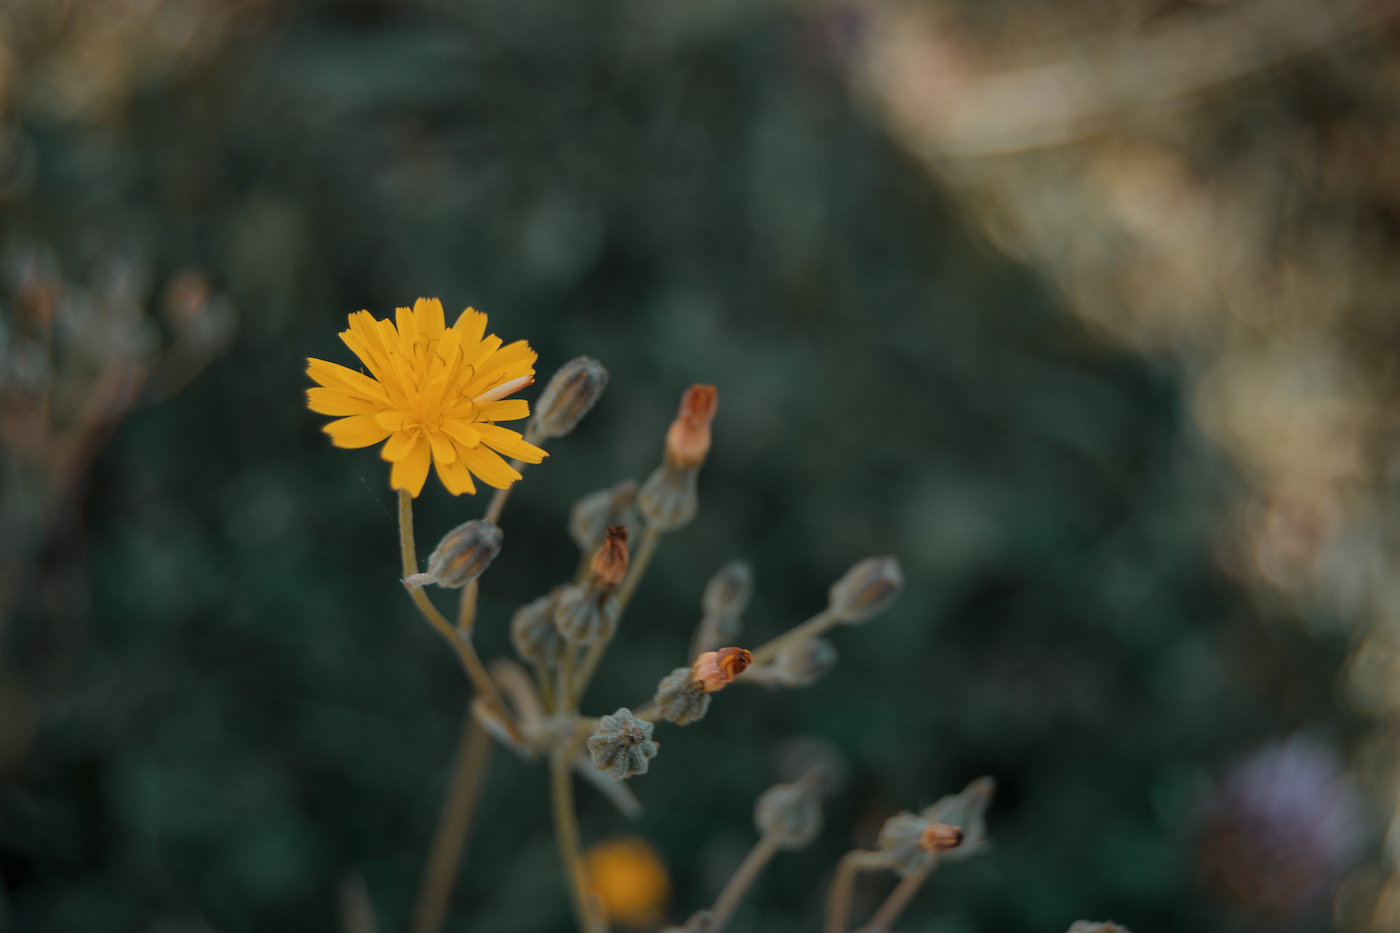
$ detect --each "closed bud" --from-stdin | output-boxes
[590,525,630,587]
[691,647,751,692]
[529,356,608,440]
[665,384,717,469]
[638,462,698,532]
[654,667,711,725]
[511,587,568,667]
[828,556,903,623]
[754,768,825,849]
[554,584,619,645]
[769,637,838,688]
[702,560,752,630]
[406,519,503,589]
[587,708,659,781]
[878,776,995,875]
[919,822,964,852]
[569,479,637,553]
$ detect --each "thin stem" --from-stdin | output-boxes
[707,834,781,932]
[572,526,661,701]
[483,452,530,524]
[456,579,479,635]
[750,608,839,667]
[855,863,934,933]
[411,711,494,933]
[550,748,604,933]
[398,490,520,744]
[825,850,889,933]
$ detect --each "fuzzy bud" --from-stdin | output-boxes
[511,587,568,668]
[691,647,752,692]
[405,519,503,589]
[530,356,608,440]
[877,776,994,876]
[569,479,637,553]
[754,768,825,849]
[768,638,838,688]
[919,823,964,852]
[654,667,711,725]
[664,384,717,469]
[692,561,752,655]
[638,461,698,533]
[587,708,659,781]
[590,526,630,587]
[828,556,903,624]
[554,584,618,645]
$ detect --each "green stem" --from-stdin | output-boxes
[750,608,839,667]
[707,834,780,931]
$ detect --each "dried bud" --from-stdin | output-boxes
[877,776,994,875]
[828,556,903,623]
[754,768,825,849]
[530,356,608,439]
[919,823,964,852]
[587,708,659,781]
[638,461,698,533]
[554,584,618,645]
[569,479,638,553]
[590,526,630,587]
[654,667,711,725]
[664,384,717,469]
[769,638,838,687]
[691,647,752,692]
[406,519,503,589]
[511,587,568,667]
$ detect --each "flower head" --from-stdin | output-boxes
[307,299,546,497]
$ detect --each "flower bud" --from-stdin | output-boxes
[569,479,637,553]
[702,560,753,623]
[654,667,710,725]
[554,584,619,645]
[828,556,903,623]
[638,462,698,533]
[878,776,994,875]
[511,587,568,668]
[405,519,503,588]
[768,637,837,688]
[590,525,630,586]
[530,356,609,440]
[691,647,751,692]
[664,384,716,469]
[587,708,659,781]
[919,823,964,852]
[754,768,825,849]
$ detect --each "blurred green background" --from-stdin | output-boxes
[0,1,1378,932]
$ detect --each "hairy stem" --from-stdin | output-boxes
[825,850,889,933]
[750,608,838,666]
[707,833,781,931]
[856,863,934,933]
[411,712,494,933]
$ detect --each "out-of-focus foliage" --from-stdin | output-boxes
[0,1,1369,932]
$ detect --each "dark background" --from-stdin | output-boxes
[0,1,1369,932]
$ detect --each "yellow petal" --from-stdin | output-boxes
[375,411,411,431]
[441,419,482,448]
[381,429,419,462]
[452,308,488,351]
[415,297,445,338]
[459,443,523,489]
[390,434,432,497]
[434,457,477,496]
[426,428,456,465]
[476,399,529,422]
[478,423,547,464]
[308,387,383,417]
[324,415,393,449]
[395,305,418,349]
[307,358,389,404]
[341,312,396,385]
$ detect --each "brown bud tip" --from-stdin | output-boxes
[591,525,630,586]
[664,384,717,468]
[691,646,752,692]
[918,822,964,852]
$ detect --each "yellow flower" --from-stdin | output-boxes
[306,298,547,497]
[583,836,670,929]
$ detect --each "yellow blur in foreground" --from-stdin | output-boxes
[583,836,671,929]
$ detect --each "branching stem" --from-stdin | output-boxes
[750,608,839,666]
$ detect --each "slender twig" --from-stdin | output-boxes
[825,850,890,933]
[456,579,479,634]
[707,834,781,931]
[411,711,494,933]
[750,608,838,666]
[550,748,605,933]
[572,525,662,700]
[855,863,934,933]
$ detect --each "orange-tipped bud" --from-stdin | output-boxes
[591,525,630,586]
[691,646,752,692]
[919,822,964,852]
[664,384,717,468]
